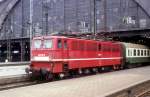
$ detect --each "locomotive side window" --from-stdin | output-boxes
[33,39,42,49]
[43,39,53,48]
[64,40,67,49]
[57,39,62,48]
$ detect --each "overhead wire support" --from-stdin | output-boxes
[104,0,107,32]
[43,1,49,35]
[93,0,97,39]
[29,0,33,61]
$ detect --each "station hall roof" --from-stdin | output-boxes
[0,0,150,29]
[135,0,150,17]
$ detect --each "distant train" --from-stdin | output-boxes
[26,35,150,80]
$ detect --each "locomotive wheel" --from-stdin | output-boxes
[70,70,79,78]
[78,69,83,75]
[92,68,98,74]
[30,74,38,81]
[98,67,102,73]
[45,73,53,81]
[83,69,90,75]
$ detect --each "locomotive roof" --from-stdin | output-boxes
[33,35,117,43]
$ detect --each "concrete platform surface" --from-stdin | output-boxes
[0,74,28,85]
[0,65,28,77]
[0,66,150,97]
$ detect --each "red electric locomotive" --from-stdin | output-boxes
[28,35,122,79]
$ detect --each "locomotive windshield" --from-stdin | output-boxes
[33,39,42,49]
[43,39,53,48]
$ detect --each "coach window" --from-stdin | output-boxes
[130,49,133,57]
[57,39,62,48]
[137,50,140,56]
[147,50,150,56]
[141,50,143,56]
[144,50,146,56]
[128,49,130,56]
[134,49,136,56]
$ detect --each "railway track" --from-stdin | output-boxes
[0,81,37,91]
[0,62,149,92]
[136,90,150,97]
[0,76,58,91]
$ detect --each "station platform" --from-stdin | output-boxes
[0,66,150,97]
[0,74,28,85]
[0,65,28,77]
[0,61,29,77]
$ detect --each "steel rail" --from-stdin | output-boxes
[136,90,150,97]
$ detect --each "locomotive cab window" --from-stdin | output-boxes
[57,39,62,48]
[33,39,42,49]
[43,39,53,48]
